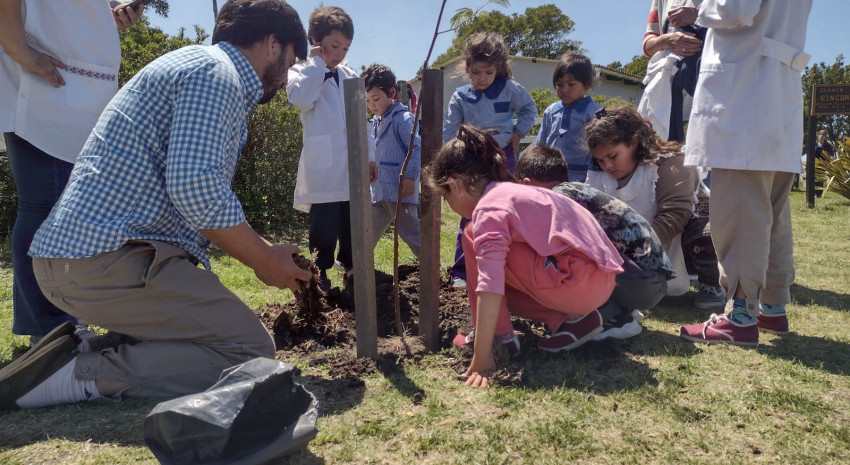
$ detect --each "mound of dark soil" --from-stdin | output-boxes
[257,264,552,382]
[259,265,468,352]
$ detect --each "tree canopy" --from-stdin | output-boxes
[430,4,583,72]
[118,17,207,85]
[606,55,649,79]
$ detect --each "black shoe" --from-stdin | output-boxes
[317,271,331,294]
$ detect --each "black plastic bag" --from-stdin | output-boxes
[144,358,318,465]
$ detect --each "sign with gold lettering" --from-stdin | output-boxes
[811,84,850,116]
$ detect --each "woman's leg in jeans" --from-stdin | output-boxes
[4,133,76,337]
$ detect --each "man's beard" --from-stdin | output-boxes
[258,54,288,104]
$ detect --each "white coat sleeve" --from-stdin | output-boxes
[286,56,328,111]
[696,0,762,29]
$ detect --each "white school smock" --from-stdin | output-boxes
[684,0,812,173]
[587,162,691,296]
[287,56,361,213]
[0,0,120,163]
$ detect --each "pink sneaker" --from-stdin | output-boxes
[757,312,789,334]
[452,330,520,356]
[537,310,603,353]
[680,314,758,347]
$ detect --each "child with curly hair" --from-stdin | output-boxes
[584,105,723,309]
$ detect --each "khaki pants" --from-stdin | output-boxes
[33,241,275,398]
[709,169,795,316]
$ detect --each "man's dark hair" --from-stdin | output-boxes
[213,0,308,60]
[553,52,594,88]
[515,144,569,183]
[308,6,354,44]
[362,64,397,96]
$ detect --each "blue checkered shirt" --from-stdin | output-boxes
[30,43,263,269]
[370,103,420,204]
[442,78,536,147]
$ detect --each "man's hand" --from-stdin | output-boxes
[200,222,311,293]
[253,243,313,291]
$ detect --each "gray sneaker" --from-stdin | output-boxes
[694,284,726,309]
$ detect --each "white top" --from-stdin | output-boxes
[684,0,812,173]
[286,56,365,212]
[587,162,690,296]
[0,0,120,163]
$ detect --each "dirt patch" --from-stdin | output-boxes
[257,264,550,383]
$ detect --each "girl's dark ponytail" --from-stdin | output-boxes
[425,124,516,196]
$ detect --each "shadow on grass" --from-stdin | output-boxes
[505,329,697,394]
[642,292,708,325]
[278,448,326,464]
[297,374,366,417]
[791,283,850,312]
[377,356,425,405]
[760,332,850,376]
[0,397,158,448]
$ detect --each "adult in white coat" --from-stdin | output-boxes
[680,0,812,346]
[0,0,142,344]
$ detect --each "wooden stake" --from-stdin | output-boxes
[343,77,378,358]
[418,68,444,351]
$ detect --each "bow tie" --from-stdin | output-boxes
[324,69,339,85]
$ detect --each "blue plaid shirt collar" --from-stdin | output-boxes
[218,42,264,111]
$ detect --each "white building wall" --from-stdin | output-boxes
[409,56,645,117]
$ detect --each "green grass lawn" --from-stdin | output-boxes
[1,191,849,464]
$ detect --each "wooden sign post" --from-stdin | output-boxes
[418,69,444,351]
[343,77,378,358]
[807,84,850,208]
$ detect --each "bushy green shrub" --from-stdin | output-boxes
[815,136,850,200]
[233,93,307,236]
[0,151,16,236]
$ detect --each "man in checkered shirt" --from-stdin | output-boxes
[0,0,312,411]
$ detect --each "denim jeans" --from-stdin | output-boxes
[4,132,77,336]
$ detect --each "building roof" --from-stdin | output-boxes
[408,55,644,88]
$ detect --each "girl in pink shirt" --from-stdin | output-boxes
[427,124,623,388]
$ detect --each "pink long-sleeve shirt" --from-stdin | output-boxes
[470,182,624,296]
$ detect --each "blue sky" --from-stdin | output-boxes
[150,0,847,81]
